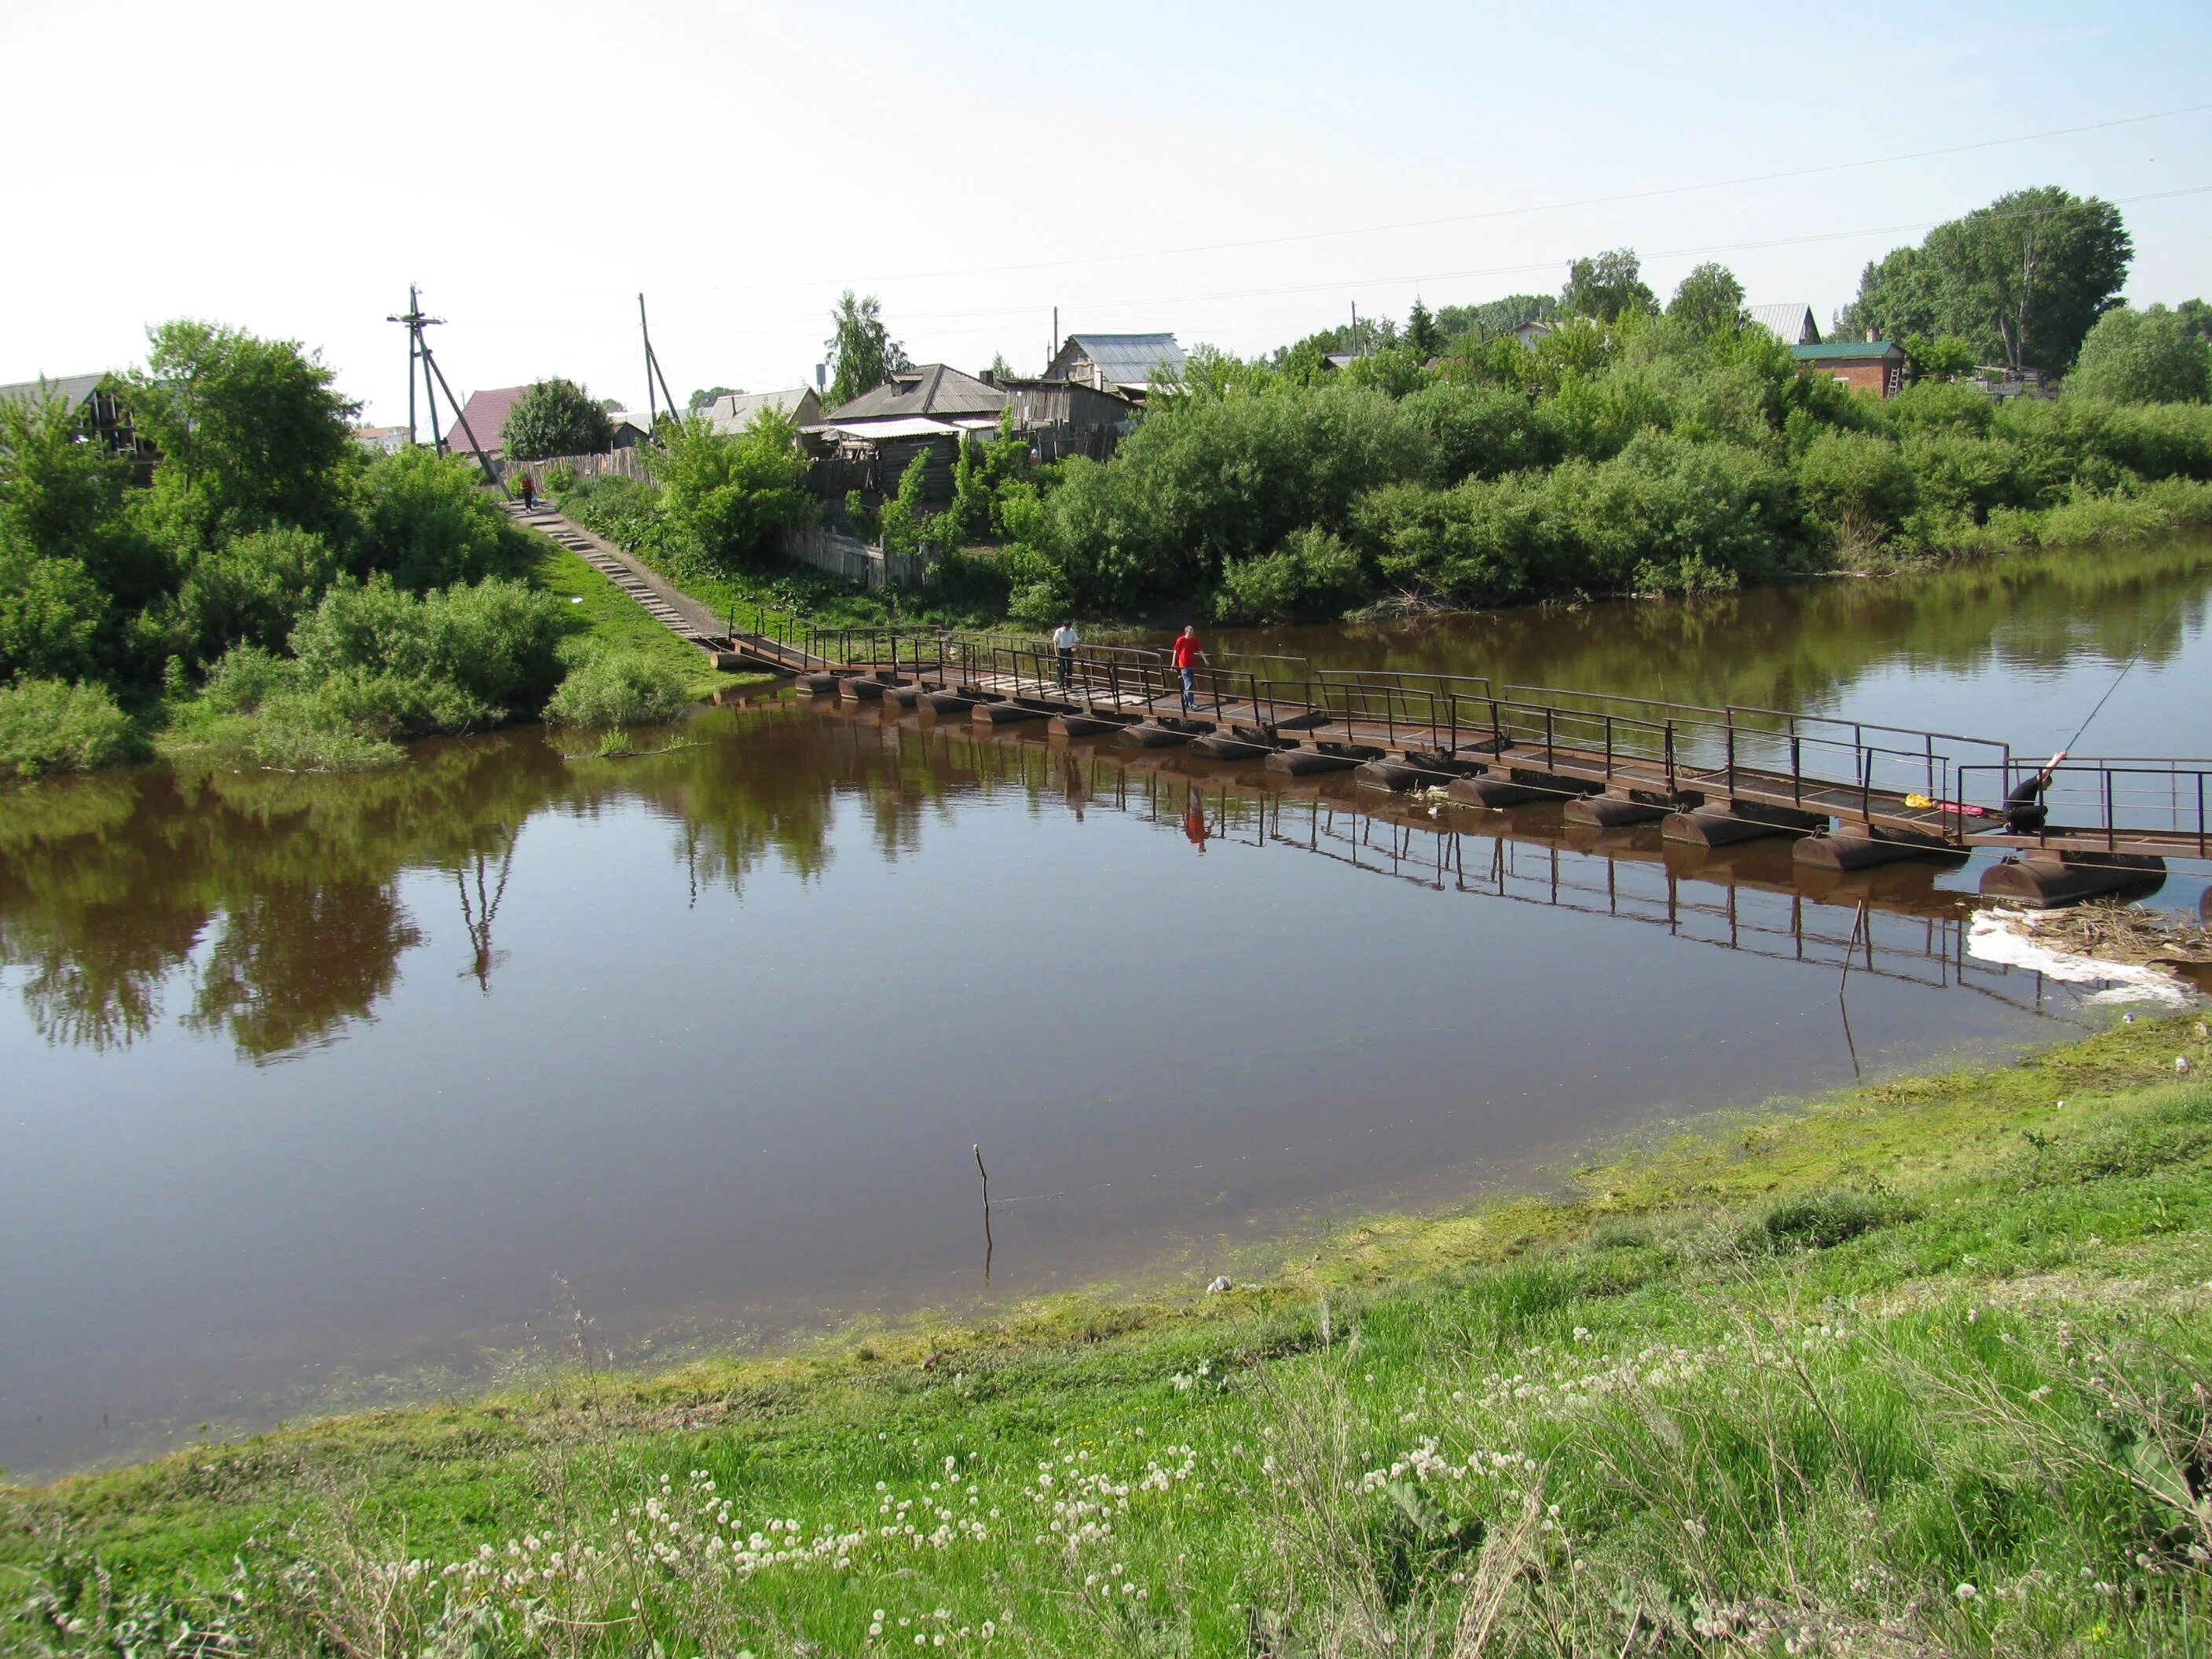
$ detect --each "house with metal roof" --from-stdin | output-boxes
[0,371,158,473]
[1041,333,1186,398]
[1792,338,1908,398]
[707,387,822,434]
[1745,304,1821,346]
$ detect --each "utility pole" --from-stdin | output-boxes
[638,294,680,433]
[388,287,504,493]
[386,284,442,446]
[1350,302,1359,355]
[1052,306,1059,364]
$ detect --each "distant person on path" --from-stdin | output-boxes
[1171,624,1208,713]
[517,474,537,511]
[2003,749,2067,833]
[1053,621,1080,690]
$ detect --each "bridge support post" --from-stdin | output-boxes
[1662,801,1825,847]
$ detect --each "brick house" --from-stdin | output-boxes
[1792,339,1909,398]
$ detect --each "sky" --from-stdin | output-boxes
[4,0,2207,426]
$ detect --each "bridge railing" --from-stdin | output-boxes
[1960,758,2212,855]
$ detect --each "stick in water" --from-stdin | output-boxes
[975,1143,994,1286]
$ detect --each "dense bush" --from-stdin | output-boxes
[544,641,692,727]
[2067,305,2212,405]
[358,444,529,589]
[654,411,814,572]
[189,576,571,769]
[1216,527,1366,624]
[171,526,343,666]
[0,678,139,777]
[501,379,613,463]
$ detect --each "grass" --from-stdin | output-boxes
[521,539,764,703]
[9,1016,2212,1656]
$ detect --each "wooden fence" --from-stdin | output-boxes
[779,522,937,589]
[498,448,654,485]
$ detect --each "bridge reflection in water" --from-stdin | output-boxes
[822,697,2060,1022]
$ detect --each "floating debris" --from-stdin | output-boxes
[1967,906,2199,1008]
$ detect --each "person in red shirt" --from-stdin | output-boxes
[1170,624,1207,712]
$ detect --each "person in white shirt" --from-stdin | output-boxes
[1053,621,1080,690]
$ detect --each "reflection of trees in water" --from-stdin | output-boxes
[1218,539,2212,714]
[183,884,425,1060]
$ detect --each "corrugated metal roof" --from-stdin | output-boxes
[1062,332,1185,389]
[0,372,107,410]
[826,364,1007,422]
[709,387,820,431]
[811,416,969,440]
[1793,340,1903,361]
[1745,304,1820,345]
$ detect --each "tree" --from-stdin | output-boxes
[826,292,910,406]
[654,409,815,569]
[2065,305,2211,404]
[688,386,742,413]
[1901,334,1978,383]
[123,320,358,545]
[1435,294,1555,342]
[1665,263,1745,338]
[502,379,613,461]
[1561,250,1656,324]
[1840,187,2131,372]
[1406,298,1445,359]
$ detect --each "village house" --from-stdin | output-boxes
[441,385,529,460]
[1745,304,1821,346]
[990,375,1137,461]
[707,386,823,434]
[1792,335,1910,398]
[1040,332,1186,401]
[808,364,1008,499]
[351,424,411,455]
[0,372,159,475]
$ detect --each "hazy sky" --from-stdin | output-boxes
[5,1,2207,425]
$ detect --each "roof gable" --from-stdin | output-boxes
[0,372,108,411]
[1745,304,1820,346]
[709,387,822,431]
[1046,332,1187,389]
[826,363,1006,422]
[445,385,531,452]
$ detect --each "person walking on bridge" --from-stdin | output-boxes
[1172,624,1208,714]
[1053,620,1080,690]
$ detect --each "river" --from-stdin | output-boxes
[3,540,2207,1478]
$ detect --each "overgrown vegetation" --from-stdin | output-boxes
[8,1016,2212,1655]
[0,321,731,774]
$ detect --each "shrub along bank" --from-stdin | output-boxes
[0,324,755,776]
[9,1016,2212,1656]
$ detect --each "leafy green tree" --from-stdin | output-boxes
[826,292,910,406]
[1901,334,1979,382]
[2065,305,2211,404]
[654,409,814,569]
[0,388,129,682]
[123,320,358,545]
[1840,188,2131,372]
[687,386,742,414]
[1665,263,1746,337]
[1561,249,1656,323]
[502,379,614,461]
[2177,299,2212,347]
[1406,299,1445,359]
[1434,294,1555,342]
[359,447,526,589]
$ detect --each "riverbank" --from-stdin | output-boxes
[9,1014,2212,1656]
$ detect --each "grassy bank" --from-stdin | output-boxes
[9,1017,2212,1655]
[519,538,763,703]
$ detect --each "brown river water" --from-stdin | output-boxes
[4,540,2209,1478]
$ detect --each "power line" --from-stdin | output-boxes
[701,102,2211,296]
